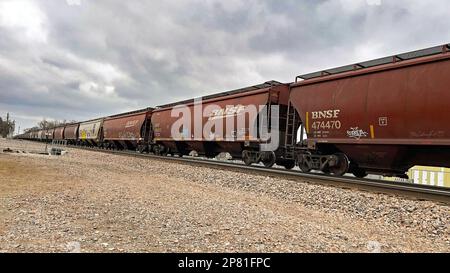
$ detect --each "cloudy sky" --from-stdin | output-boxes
[1,0,450,132]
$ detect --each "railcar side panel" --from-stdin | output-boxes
[78,119,103,145]
[54,127,64,140]
[64,124,79,140]
[290,53,450,172]
[152,84,290,157]
[103,112,150,141]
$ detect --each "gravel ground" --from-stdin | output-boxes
[0,138,448,253]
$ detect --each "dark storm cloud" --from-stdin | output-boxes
[1,0,450,132]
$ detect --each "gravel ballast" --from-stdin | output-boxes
[0,138,448,252]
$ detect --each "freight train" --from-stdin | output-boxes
[16,44,450,179]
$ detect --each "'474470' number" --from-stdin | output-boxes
[311,120,341,130]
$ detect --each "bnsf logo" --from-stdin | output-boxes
[125,120,139,128]
[311,109,341,119]
[208,105,246,120]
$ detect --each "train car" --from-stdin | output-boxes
[54,126,65,140]
[103,108,153,152]
[49,128,55,141]
[44,128,55,142]
[288,44,450,177]
[42,129,47,141]
[37,130,43,141]
[63,123,79,145]
[21,132,29,140]
[151,81,293,168]
[78,119,104,146]
[22,131,27,140]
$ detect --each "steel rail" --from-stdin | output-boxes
[70,146,450,204]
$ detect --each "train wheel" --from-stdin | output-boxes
[261,151,276,168]
[242,150,252,166]
[298,152,312,173]
[299,161,311,173]
[352,168,367,178]
[329,153,349,176]
[138,145,147,154]
[283,161,295,170]
[153,145,167,156]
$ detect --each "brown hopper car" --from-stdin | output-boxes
[102,108,153,152]
[151,81,293,168]
[54,126,64,140]
[289,44,450,177]
[64,123,79,144]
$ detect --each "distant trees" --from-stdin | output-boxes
[23,118,77,133]
[0,113,15,138]
[23,126,39,133]
[38,119,67,130]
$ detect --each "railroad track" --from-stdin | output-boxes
[67,145,450,204]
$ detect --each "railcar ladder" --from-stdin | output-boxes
[284,101,300,160]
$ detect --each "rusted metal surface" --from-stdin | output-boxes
[152,83,289,156]
[290,48,450,173]
[156,81,285,109]
[63,124,79,140]
[79,119,103,141]
[103,111,151,141]
[54,127,64,140]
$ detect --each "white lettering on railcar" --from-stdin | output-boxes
[347,127,368,139]
[208,105,246,121]
[125,120,139,128]
[310,109,342,138]
[170,99,279,152]
[311,109,340,119]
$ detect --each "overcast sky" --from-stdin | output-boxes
[1,0,450,132]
